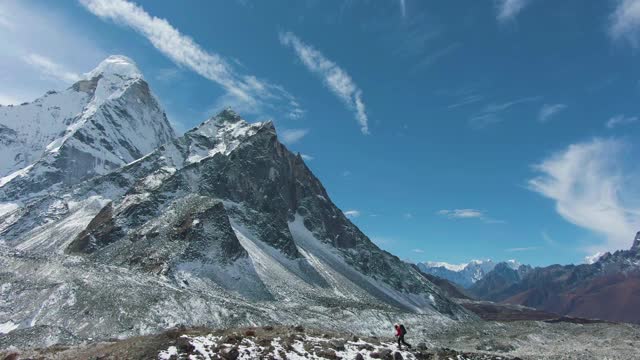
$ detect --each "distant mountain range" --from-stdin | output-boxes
[417,259,521,288]
[420,233,640,324]
[470,232,640,323]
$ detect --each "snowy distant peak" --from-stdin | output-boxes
[423,259,494,273]
[505,259,521,269]
[417,259,524,288]
[423,261,467,272]
[85,55,142,81]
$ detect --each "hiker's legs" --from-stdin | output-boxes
[397,336,402,348]
[400,335,411,348]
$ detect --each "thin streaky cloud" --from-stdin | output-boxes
[438,209,505,224]
[606,114,638,129]
[411,248,425,253]
[411,43,461,73]
[538,103,567,123]
[81,0,302,118]
[506,246,538,252]
[469,96,539,129]
[22,54,81,83]
[300,154,314,161]
[279,31,370,134]
[496,0,531,23]
[447,94,484,109]
[344,210,361,218]
[281,129,309,144]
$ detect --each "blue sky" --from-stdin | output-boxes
[2,0,640,266]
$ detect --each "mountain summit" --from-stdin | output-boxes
[0,55,175,200]
[0,57,473,343]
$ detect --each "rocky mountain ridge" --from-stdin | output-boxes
[0,56,474,346]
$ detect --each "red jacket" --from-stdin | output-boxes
[395,326,402,337]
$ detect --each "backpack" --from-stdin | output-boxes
[399,324,407,335]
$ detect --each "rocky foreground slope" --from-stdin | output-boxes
[3,322,640,360]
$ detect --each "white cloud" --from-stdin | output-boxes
[281,129,309,144]
[438,209,484,219]
[344,210,361,218]
[505,246,538,252]
[542,231,557,246]
[606,114,638,129]
[437,209,505,224]
[300,154,314,161]
[22,54,81,83]
[279,31,370,134]
[538,103,567,123]
[0,1,105,102]
[399,0,407,18]
[528,138,640,253]
[0,94,22,106]
[496,0,531,23]
[411,248,424,253]
[469,96,539,129]
[609,0,640,46]
[81,0,302,118]
[155,67,181,82]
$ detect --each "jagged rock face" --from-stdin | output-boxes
[0,106,474,341]
[0,55,175,201]
[631,231,640,252]
[467,263,532,301]
[0,56,475,343]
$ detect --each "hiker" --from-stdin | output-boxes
[394,323,411,350]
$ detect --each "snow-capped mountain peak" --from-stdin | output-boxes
[417,259,523,288]
[184,109,273,164]
[0,55,176,200]
[85,55,142,81]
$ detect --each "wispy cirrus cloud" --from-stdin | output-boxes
[606,114,638,129]
[437,209,505,224]
[538,103,567,123]
[0,1,105,104]
[609,0,640,46]
[81,0,302,119]
[279,31,369,134]
[300,154,314,161]
[469,96,539,129]
[344,210,361,218]
[505,246,538,252]
[496,0,531,23]
[280,129,309,144]
[528,138,640,253]
[399,0,407,18]
[22,54,81,83]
